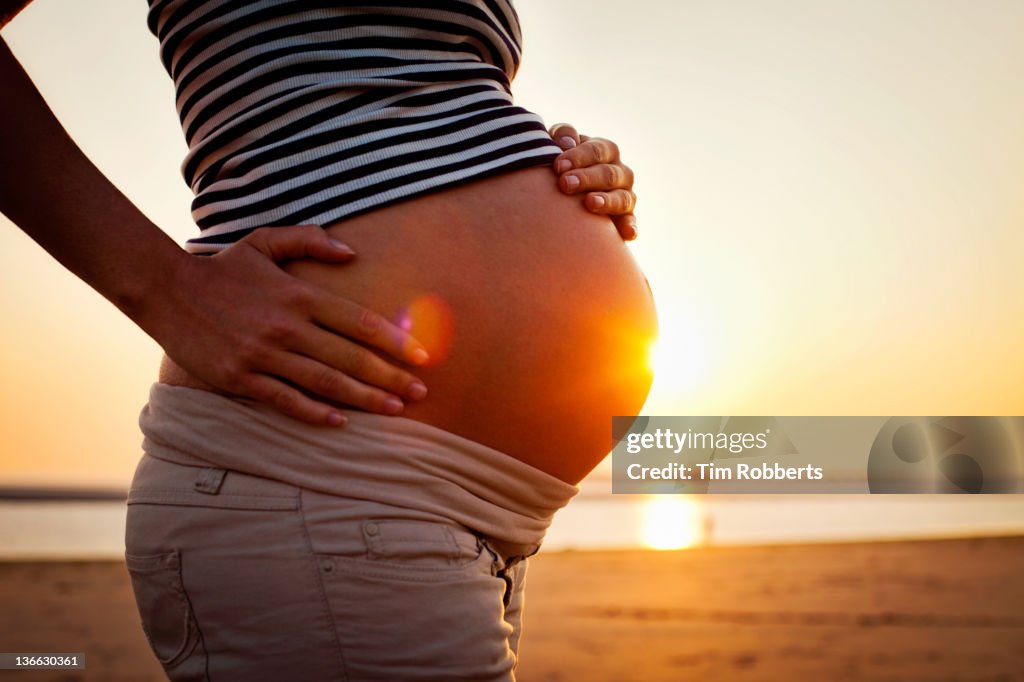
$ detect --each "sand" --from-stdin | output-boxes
[1,535,1022,681]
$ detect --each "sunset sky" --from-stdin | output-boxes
[2,0,1022,487]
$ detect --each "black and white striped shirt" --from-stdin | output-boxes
[146,0,562,253]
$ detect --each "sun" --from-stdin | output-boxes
[642,495,706,550]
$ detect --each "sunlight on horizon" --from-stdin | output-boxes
[642,495,706,550]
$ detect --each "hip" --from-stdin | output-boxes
[125,453,531,681]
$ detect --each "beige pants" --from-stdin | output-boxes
[126,385,577,681]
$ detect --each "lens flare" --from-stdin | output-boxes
[397,293,455,367]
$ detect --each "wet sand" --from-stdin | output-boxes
[1,535,1021,681]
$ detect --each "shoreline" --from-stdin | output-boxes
[1,535,1021,680]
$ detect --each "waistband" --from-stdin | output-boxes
[138,384,577,555]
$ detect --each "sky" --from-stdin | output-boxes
[1,0,1023,487]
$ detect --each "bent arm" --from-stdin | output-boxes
[0,37,188,324]
[0,37,430,425]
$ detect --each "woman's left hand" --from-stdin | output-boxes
[549,122,638,241]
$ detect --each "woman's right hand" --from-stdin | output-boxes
[149,225,430,427]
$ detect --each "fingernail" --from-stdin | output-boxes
[555,159,572,173]
[329,238,355,255]
[591,194,606,208]
[410,347,430,366]
[564,175,580,190]
[327,411,347,427]
[558,136,577,149]
[408,381,428,400]
[383,397,404,415]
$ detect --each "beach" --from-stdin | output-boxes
[1,535,1021,681]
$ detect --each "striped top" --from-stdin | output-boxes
[146,0,562,253]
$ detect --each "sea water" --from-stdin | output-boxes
[3,487,1024,559]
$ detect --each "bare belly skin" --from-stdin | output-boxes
[160,166,657,483]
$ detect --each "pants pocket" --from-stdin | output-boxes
[317,521,517,681]
[357,519,485,570]
[125,550,207,681]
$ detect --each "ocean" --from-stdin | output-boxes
[3,484,1024,559]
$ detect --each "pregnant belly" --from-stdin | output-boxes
[165,166,657,483]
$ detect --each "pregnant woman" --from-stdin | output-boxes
[2,1,657,680]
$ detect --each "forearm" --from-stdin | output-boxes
[0,37,188,326]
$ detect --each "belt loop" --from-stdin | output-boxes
[363,520,385,558]
[193,467,227,495]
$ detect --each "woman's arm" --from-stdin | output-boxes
[0,37,429,426]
